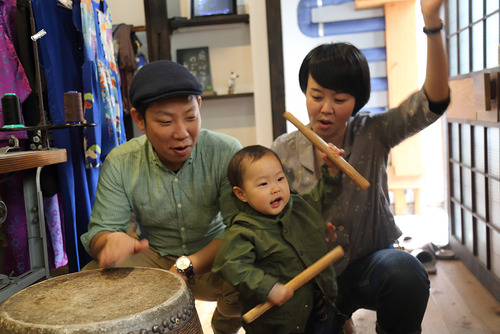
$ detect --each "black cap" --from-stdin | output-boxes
[129,60,203,108]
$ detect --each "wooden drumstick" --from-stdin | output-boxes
[283,111,370,190]
[242,245,345,324]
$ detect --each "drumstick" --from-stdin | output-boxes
[283,111,370,190]
[242,245,344,324]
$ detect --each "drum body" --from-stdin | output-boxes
[0,267,203,333]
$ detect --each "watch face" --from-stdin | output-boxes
[176,256,191,271]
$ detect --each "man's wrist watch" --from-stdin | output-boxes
[175,255,195,285]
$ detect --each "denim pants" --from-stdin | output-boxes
[331,248,430,334]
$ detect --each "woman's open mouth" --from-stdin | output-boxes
[318,119,332,130]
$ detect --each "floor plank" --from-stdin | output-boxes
[430,260,500,334]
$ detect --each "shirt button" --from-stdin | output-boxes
[283,228,288,233]
[174,178,178,182]
[305,304,309,308]
[182,244,186,249]
[181,227,185,232]
[178,203,182,208]
[338,225,344,231]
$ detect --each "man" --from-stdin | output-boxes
[80,60,243,334]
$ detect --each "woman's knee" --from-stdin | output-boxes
[371,250,430,296]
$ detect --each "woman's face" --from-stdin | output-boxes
[305,74,355,142]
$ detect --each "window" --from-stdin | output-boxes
[446,0,499,76]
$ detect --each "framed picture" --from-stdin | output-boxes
[176,47,213,92]
[191,0,236,18]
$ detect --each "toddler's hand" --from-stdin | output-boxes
[267,282,294,306]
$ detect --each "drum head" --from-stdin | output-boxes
[0,267,201,333]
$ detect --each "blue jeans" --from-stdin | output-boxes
[331,248,430,334]
[304,303,336,334]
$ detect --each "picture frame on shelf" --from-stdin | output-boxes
[191,0,236,18]
[176,47,214,94]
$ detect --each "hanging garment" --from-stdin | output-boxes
[113,23,137,141]
[0,0,29,139]
[31,0,100,272]
[78,0,126,168]
[0,0,66,275]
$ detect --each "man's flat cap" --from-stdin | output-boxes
[129,60,203,108]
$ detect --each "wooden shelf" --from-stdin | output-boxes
[169,14,249,31]
[0,149,67,174]
[202,92,253,100]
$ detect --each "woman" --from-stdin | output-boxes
[271,0,449,333]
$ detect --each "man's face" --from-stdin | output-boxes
[133,95,202,171]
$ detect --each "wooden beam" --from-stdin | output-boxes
[266,0,287,139]
[143,0,171,61]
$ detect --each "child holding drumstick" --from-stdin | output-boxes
[212,144,343,334]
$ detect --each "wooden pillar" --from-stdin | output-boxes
[143,0,171,61]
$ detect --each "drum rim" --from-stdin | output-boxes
[0,267,197,333]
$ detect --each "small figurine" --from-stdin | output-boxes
[227,71,239,95]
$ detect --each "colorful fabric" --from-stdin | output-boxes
[0,0,29,140]
[80,0,125,168]
[44,194,68,268]
[31,0,100,271]
[0,172,67,276]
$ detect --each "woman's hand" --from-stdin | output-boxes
[325,221,338,244]
[322,143,345,176]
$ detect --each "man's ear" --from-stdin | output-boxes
[130,107,146,131]
[232,186,247,202]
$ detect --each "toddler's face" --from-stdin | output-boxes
[235,153,290,216]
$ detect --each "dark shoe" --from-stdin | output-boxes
[411,248,437,275]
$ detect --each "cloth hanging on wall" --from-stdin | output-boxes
[31,0,126,271]
[0,0,66,275]
[0,0,29,139]
[76,0,126,168]
[31,0,99,272]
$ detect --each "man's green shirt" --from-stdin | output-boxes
[80,129,242,257]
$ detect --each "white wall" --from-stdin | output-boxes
[106,0,273,147]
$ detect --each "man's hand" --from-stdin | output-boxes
[94,231,149,268]
[267,282,294,306]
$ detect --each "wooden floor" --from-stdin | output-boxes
[196,258,500,334]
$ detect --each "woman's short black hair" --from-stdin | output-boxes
[298,43,371,116]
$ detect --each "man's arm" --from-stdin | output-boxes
[90,231,149,268]
[169,238,222,276]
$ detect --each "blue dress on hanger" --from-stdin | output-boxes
[32,0,125,271]
[78,0,126,168]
